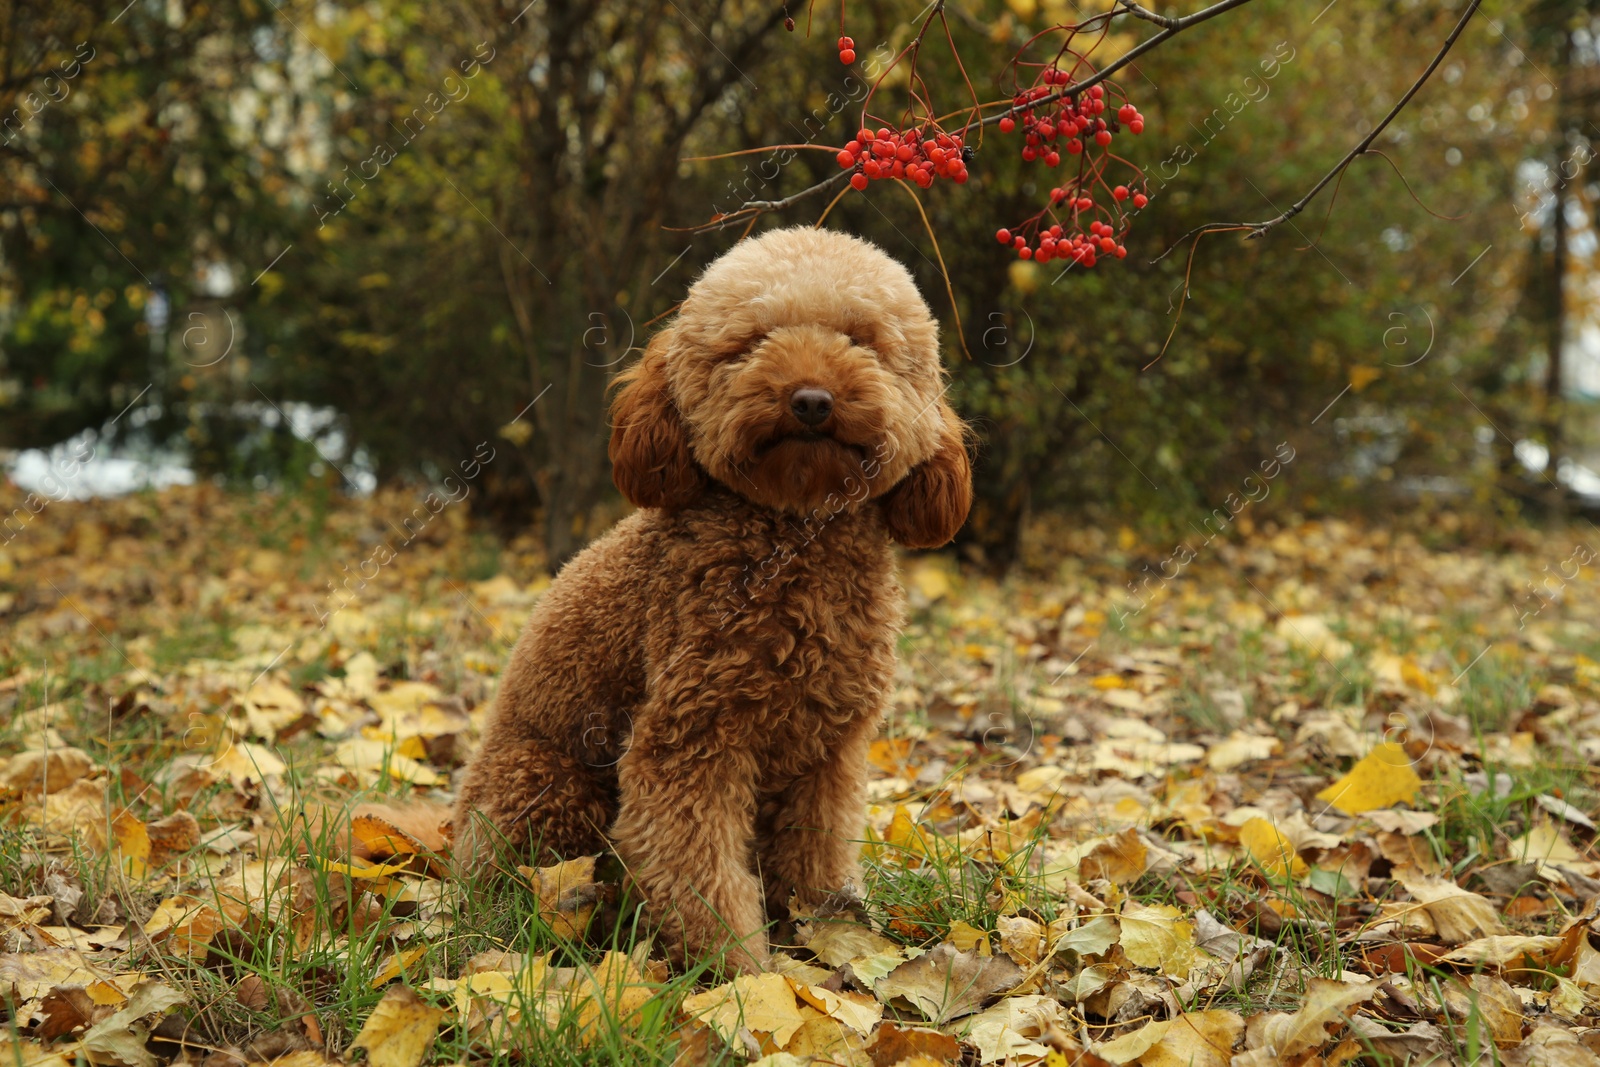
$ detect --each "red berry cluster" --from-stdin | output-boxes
[992,181,1153,265]
[988,65,1152,268]
[837,127,971,191]
[837,35,856,65]
[997,80,1143,166]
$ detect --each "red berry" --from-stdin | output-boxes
[1099,236,1115,252]
[1114,245,1127,259]
[863,160,881,178]
[1095,129,1112,147]
[850,172,868,190]
[1133,193,1148,208]
[1065,139,1082,155]
[837,150,855,169]
[859,128,873,142]
[1038,122,1055,139]
[999,116,1015,134]
[996,228,1012,244]
[952,166,968,183]
[1113,185,1129,201]
[1049,224,1062,238]
[1021,147,1036,162]
[1130,119,1144,134]
[1077,197,1092,210]
[1013,235,1025,248]
[1050,187,1065,202]
[837,35,854,50]
[1089,85,1104,98]
[1044,151,1060,167]
[1018,245,1033,259]
[1118,104,1136,123]
[785,16,795,30]
[877,128,891,140]
[839,48,856,64]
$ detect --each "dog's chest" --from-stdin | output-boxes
[669,503,903,761]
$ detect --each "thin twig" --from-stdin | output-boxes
[1152,0,1482,263]
[894,181,972,360]
[1115,0,1177,28]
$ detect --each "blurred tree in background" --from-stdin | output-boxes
[0,0,1587,568]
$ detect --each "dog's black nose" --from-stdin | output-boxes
[789,387,834,427]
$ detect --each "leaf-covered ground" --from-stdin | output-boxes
[2,484,1599,1067]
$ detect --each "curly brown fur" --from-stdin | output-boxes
[453,227,972,973]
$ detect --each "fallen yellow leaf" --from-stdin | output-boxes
[1315,742,1421,813]
[1140,1009,1245,1067]
[1119,902,1197,980]
[1238,817,1309,880]
[351,986,447,1067]
[682,972,810,1048]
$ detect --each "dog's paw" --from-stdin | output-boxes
[807,882,869,922]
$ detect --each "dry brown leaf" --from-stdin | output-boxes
[80,981,186,1067]
[1439,935,1562,968]
[1079,828,1149,885]
[1364,809,1439,834]
[862,1023,960,1065]
[995,915,1045,967]
[1242,978,1375,1058]
[0,947,116,999]
[37,987,100,1041]
[1501,1021,1600,1067]
[1205,733,1279,772]
[958,994,1065,1064]
[1139,1009,1244,1067]
[1393,869,1505,943]
[874,943,1022,1024]
[145,811,201,865]
[2,748,95,791]
[0,1037,77,1067]
[0,892,53,926]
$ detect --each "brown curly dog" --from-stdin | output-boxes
[452,226,972,973]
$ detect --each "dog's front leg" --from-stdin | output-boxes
[761,723,871,914]
[611,739,767,975]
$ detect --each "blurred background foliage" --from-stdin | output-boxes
[0,0,1592,569]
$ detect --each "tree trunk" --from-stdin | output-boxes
[1541,26,1572,506]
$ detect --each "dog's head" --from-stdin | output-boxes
[609,227,971,548]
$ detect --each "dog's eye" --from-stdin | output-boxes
[717,332,766,363]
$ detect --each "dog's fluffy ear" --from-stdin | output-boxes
[881,406,972,548]
[609,331,705,510]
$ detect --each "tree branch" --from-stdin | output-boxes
[1113,0,1177,29]
[692,0,1254,231]
[1152,0,1483,263]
